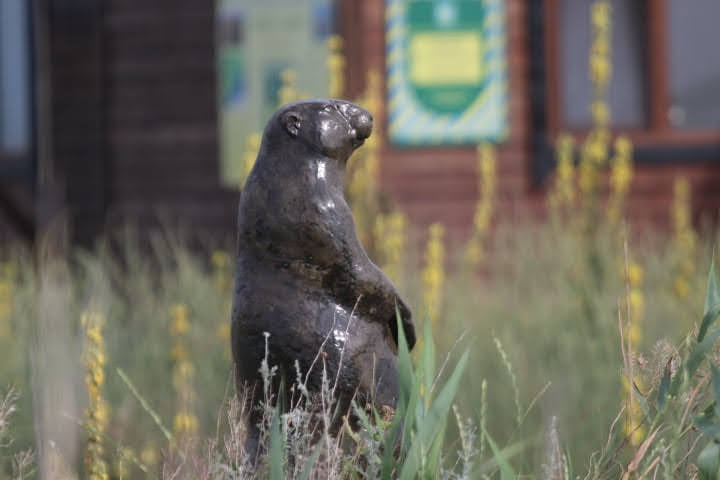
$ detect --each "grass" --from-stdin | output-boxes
[0,218,717,478]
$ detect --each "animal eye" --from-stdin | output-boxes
[323,104,333,112]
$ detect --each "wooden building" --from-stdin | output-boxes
[0,0,718,246]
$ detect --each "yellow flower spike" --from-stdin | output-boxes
[82,310,110,479]
[375,211,408,285]
[467,144,497,271]
[608,136,633,223]
[422,223,446,327]
[670,176,697,303]
[627,262,644,288]
[549,134,576,217]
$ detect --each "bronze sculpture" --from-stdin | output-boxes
[231,99,415,446]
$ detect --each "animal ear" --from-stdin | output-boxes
[281,110,302,137]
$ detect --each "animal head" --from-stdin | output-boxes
[270,99,373,162]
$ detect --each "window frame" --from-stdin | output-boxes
[531,0,720,185]
[0,0,35,182]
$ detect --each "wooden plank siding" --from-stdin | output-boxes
[101,0,237,239]
[46,0,107,244]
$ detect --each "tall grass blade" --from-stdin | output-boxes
[117,368,173,444]
[422,317,435,411]
[483,427,517,480]
[699,256,720,342]
[381,421,401,480]
[656,358,672,409]
[298,445,322,480]
[395,306,418,450]
[697,441,720,480]
[631,382,650,420]
[396,306,415,408]
[425,424,445,477]
[687,328,720,378]
[399,350,469,480]
[269,409,284,480]
[475,441,525,476]
[712,364,720,418]
[700,305,720,346]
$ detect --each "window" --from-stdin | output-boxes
[666,0,720,129]
[543,0,720,147]
[0,0,32,178]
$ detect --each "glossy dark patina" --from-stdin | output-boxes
[231,99,415,440]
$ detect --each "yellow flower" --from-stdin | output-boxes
[173,412,199,435]
[178,361,195,379]
[591,1,611,30]
[169,304,189,336]
[89,398,110,427]
[171,344,188,362]
[211,250,231,269]
[327,34,343,52]
[629,290,644,319]
[140,444,158,467]
[628,323,642,346]
[91,365,105,387]
[630,426,645,446]
[673,277,690,299]
[627,262,644,288]
[217,323,231,342]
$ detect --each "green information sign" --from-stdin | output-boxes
[385,0,507,145]
[217,1,335,187]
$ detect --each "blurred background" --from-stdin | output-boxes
[0,0,717,246]
[0,0,720,477]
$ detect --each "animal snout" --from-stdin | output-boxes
[352,110,373,140]
[337,102,373,140]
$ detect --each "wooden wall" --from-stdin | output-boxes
[42,0,238,246]
[102,0,237,240]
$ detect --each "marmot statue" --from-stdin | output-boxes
[231,99,415,445]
